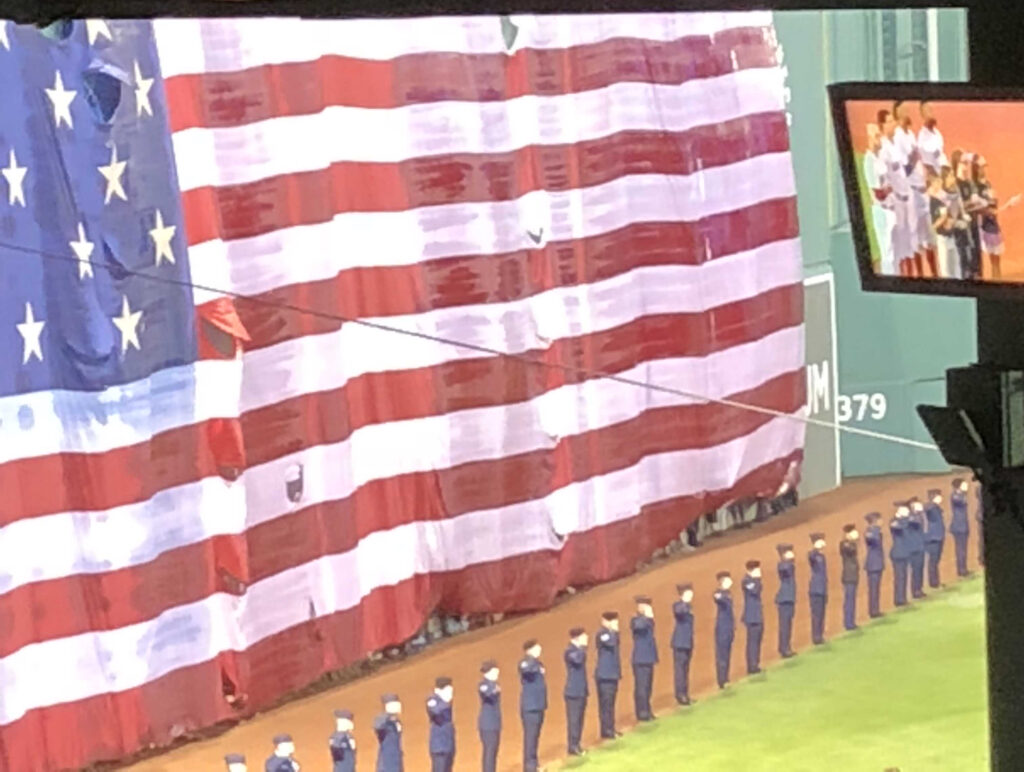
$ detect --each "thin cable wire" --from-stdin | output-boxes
[0,239,939,452]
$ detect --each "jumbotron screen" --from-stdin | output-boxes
[830,84,1024,296]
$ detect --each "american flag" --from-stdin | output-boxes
[0,14,804,771]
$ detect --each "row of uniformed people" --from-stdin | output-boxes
[223,478,981,772]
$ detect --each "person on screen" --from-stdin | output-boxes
[894,100,935,276]
[927,169,958,278]
[917,100,948,174]
[879,109,916,277]
[951,149,985,279]
[864,123,897,276]
[972,154,1018,279]
[943,160,974,279]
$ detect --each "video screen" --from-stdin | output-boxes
[841,97,1024,285]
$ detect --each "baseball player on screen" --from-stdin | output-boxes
[864,123,897,275]
[894,100,937,277]
[878,109,915,277]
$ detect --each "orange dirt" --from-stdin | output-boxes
[125,473,977,772]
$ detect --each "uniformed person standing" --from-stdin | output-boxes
[890,503,911,607]
[808,533,828,645]
[907,497,928,599]
[426,677,455,772]
[594,612,622,740]
[774,544,797,658]
[950,478,971,577]
[839,524,860,631]
[975,477,985,566]
[225,754,248,772]
[478,661,502,772]
[713,571,735,689]
[671,584,695,705]
[563,628,589,756]
[924,489,946,588]
[374,694,404,772]
[630,596,658,722]
[519,639,548,772]
[265,735,300,772]
[864,513,885,618]
[329,710,356,772]
[742,560,764,675]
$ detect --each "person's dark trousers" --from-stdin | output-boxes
[867,571,882,617]
[430,752,453,772]
[565,697,586,753]
[522,710,544,772]
[809,594,826,644]
[926,542,943,588]
[715,639,732,688]
[596,680,618,739]
[953,533,969,576]
[893,559,909,606]
[842,582,858,630]
[672,648,692,702]
[777,602,794,655]
[910,552,926,597]
[745,623,763,673]
[632,664,654,720]
[479,730,500,772]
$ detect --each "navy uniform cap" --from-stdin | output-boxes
[272,734,292,745]
[810,532,825,542]
[334,709,354,720]
[435,676,453,689]
[481,660,498,673]
[716,571,731,580]
[928,488,941,498]
[952,477,964,488]
[634,595,652,605]
[381,693,399,704]
[745,560,760,570]
[523,638,539,650]
[844,524,857,533]
[865,512,881,523]
[676,582,693,593]
[569,627,586,638]
[225,754,246,765]
[602,611,619,621]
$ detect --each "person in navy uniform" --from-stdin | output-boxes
[808,533,828,645]
[671,583,696,705]
[630,596,658,722]
[519,639,547,772]
[741,560,764,675]
[329,710,356,772]
[478,661,502,772]
[225,754,248,772]
[563,628,589,756]
[426,677,456,772]
[839,524,860,631]
[774,544,797,658]
[594,611,622,740]
[890,503,911,607]
[864,513,885,618]
[374,694,404,772]
[265,735,300,772]
[713,571,735,689]
[924,489,946,588]
[950,478,971,576]
[975,477,985,566]
[907,497,928,599]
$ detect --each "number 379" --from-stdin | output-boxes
[836,393,887,423]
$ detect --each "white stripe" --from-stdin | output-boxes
[0,412,800,726]
[187,155,797,304]
[171,68,786,189]
[153,13,776,77]
[0,239,799,465]
[0,324,803,596]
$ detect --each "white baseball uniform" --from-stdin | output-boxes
[880,136,913,265]
[895,126,933,250]
[863,150,897,275]
[917,124,948,173]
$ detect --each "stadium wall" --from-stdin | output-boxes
[776,9,977,478]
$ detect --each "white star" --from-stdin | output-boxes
[98,145,127,204]
[69,222,95,280]
[16,302,45,364]
[86,19,112,45]
[0,21,9,51]
[133,60,153,118]
[2,148,27,207]
[112,295,143,354]
[149,209,177,266]
[45,71,77,129]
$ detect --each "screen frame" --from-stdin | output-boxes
[828,81,1024,300]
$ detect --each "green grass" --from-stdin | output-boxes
[568,577,988,772]
[854,151,883,271]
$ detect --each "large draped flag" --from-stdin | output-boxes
[0,14,804,770]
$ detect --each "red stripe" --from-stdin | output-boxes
[0,451,795,772]
[221,197,799,354]
[0,282,799,525]
[163,27,779,132]
[180,113,790,247]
